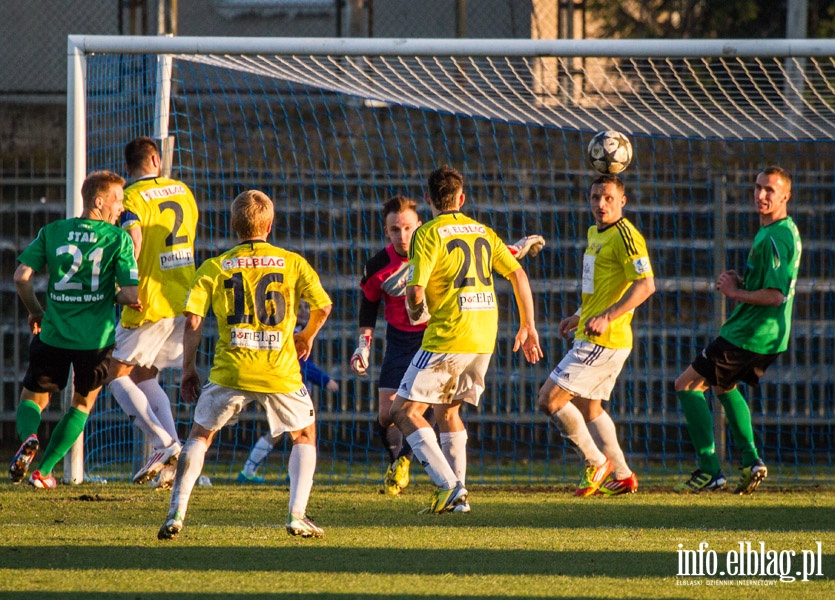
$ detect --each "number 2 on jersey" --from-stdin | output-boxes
[159,201,188,247]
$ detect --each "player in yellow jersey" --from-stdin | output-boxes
[107,137,199,486]
[158,190,332,540]
[390,165,541,514]
[538,174,655,497]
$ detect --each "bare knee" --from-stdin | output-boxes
[433,403,463,433]
[675,366,708,393]
[538,380,569,416]
[130,364,158,383]
[188,423,217,447]
[377,390,396,427]
[573,397,603,421]
[106,359,133,383]
[71,388,102,414]
[289,423,316,446]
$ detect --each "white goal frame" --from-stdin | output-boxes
[64,35,835,483]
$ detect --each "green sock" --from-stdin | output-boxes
[36,407,89,476]
[677,390,721,475]
[16,399,42,441]
[717,388,759,467]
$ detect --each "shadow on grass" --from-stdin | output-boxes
[0,545,666,576]
[2,545,833,579]
[0,591,680,600]
[325,500,835,533]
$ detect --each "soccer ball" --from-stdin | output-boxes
[587,130,633,175]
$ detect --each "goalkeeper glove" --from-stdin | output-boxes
[407,300,431,326]
[350,334,372,376]
[508,234,546,259]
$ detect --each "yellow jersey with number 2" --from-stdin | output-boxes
[185,241,332,394]
[408,211,520,354]
[120,176,199,327]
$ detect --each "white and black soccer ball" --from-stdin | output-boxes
[587,130,633,175]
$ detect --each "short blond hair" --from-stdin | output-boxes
[81,170,126,210]
[231,190,273,239]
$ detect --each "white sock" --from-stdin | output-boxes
[168,438,208,521]
[110,376,176,450]
[138,379,180,446]
[288,443,316,519]
[439,430,468,484]
[588,411,631,479]
[244,434,275,476]
[406,428,458,489]
[552,403,607,467]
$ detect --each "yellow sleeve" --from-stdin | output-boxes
[620,225,653,282]
[184,261,215,317]
[490,228,521,278]
[296,256,331,310]
[408,226,437,287]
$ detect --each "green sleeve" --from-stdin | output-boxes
[17,228,47,271]
[759,234,794,296]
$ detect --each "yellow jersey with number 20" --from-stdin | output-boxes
[408,211,520,354]
[120,176,199,327]
[185,241,332,394]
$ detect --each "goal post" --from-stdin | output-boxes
[65,35,835,485]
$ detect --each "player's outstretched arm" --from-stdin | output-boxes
[181,312,204,404]
[294,304,333,361]
[13,264,44,335]
[583,277,656,336]
[507,234,546,259]
[506,268,542,364]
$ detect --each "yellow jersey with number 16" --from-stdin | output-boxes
[185,241,332,394]
[408,211,520,354]
[120,176,199,327]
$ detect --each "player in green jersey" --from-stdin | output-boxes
[675,166,801,495]
[9,170,140,488]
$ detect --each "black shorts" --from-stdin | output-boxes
[378,326,424,390]
[22,335,114,396]
[691,336,780,389]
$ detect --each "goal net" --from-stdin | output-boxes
[67,36,834,485]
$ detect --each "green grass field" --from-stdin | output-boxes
[1,482,833,599]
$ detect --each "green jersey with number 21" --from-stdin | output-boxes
[17,218,139,350]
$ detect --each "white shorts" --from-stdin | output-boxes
[113,316,185,370]
[549,340,631,401]
[194,382,315,436]
[397,351,491,406]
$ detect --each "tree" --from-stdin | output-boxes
[585,0,835,39]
